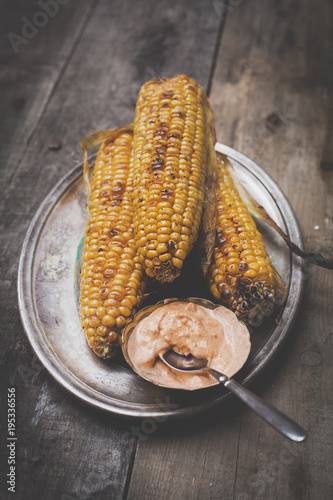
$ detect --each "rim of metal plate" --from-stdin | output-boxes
[17,143,305,420]
[214,144,305,384]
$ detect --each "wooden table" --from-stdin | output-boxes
[1,0,332,498]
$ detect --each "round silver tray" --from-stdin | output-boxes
[18,144,305,419]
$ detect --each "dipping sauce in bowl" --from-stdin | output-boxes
[123,298,251,390]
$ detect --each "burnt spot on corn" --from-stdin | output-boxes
[231,278,275,324]
[112,182,125,195]
[173,111,185,119]
[162,90,174,99]
[161,189,173,200]
[151,157,165,170]
[99,288,109,299]
[111,199,121,206]
[221,289,231,299]
[155,146,166,155]
[155,129,167,137]
[225,275,234,285]
[216,229,227,247]
[168,132,181,140]
[90,336,120,360]
[168,240,177,252]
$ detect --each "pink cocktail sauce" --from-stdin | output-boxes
[127,301,251,390]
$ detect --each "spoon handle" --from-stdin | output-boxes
[209,370,307,442]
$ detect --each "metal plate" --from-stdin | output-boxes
[18,144,305,419]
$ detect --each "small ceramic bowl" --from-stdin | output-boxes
[122,297,250,390]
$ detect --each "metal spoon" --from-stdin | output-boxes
[161,350,307,442]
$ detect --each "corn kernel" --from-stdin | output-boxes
[146,249,158,259]
[119,306,131,317]
[172,257,183,269]
[159,252,172,262]
[101,315,116,327]
[116,316,126,328]
[96,306,106,319]
[174,249,187,260]
[96,325,109,337]
[86,328,95,338]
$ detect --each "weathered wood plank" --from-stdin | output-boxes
[126,401,245,500]
[126,0,333,499]
[0,0,97,195]
[0,0,221,498]
[0,0,221,217]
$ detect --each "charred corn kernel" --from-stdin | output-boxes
[133,74,216,283]
[206,153,281,327]
[80,130,149,359]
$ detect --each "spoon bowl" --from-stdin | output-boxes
[160,350,208,371]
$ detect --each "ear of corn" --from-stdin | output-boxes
[132,74,216,283]
[206,153,286,327]
[80,75,284,358]
[79,129,148,358]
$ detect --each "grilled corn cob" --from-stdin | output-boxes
[206,153,285,327]
[80,129,148,358]
[132,74,216,283]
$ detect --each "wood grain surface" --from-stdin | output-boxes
[0,1,220,499]
[1,0,332,499]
